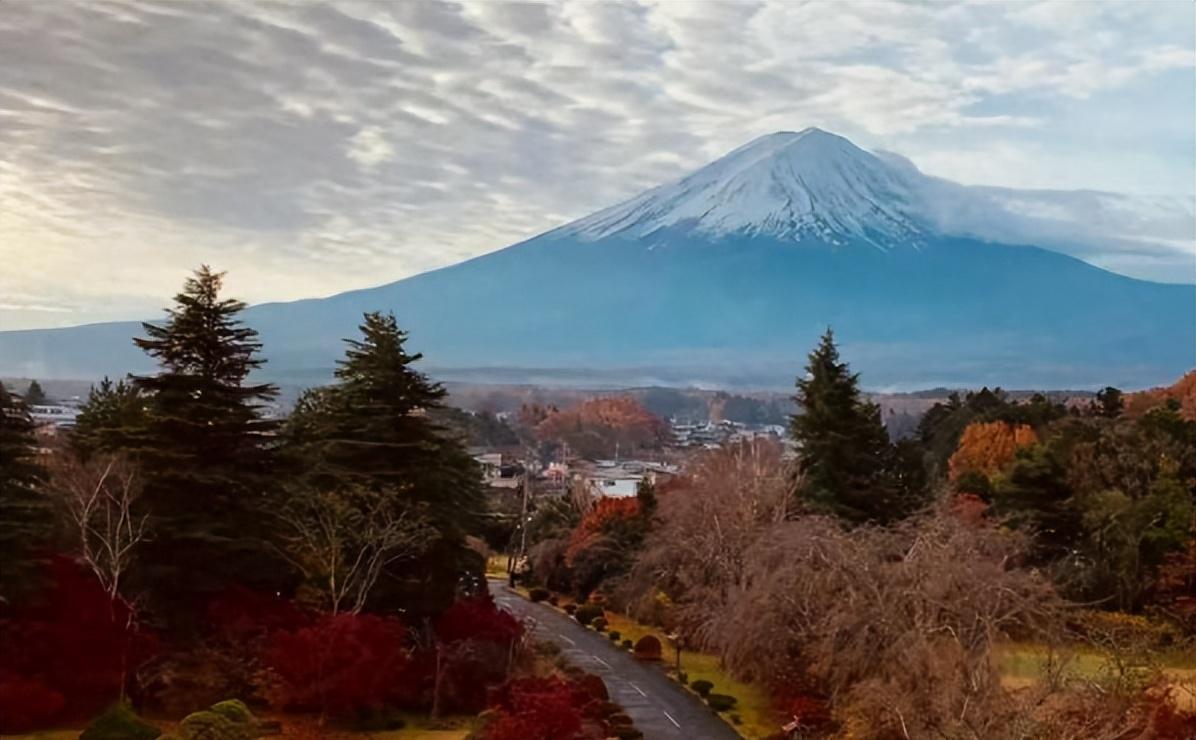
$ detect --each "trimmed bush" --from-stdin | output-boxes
[175,710,254,740]
[690,679,714,697]
[730,713,743,725]
[548,595,560,606]
[614,728,644,740]
[608,712,633,726]
[209,700,254,725]
[608,631,621,642]
[621,639,634,650]
[529,588,550,603]
[706,694,737,713]
[574,604,604,626]
[564,603,577,615]
[591,617,608,632]
[677,671,688,685]
[80,702,162,740]
[632,635,662,661]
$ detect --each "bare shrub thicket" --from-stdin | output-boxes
[615,439,792,627]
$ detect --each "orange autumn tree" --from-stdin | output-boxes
[948,421,1038,483]
[535,397,667,459]
[564,496,645,599]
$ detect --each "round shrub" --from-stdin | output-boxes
[564,603,577,615]
[209,699,254,725]
[690,679,714,697]
[730,713,743,725]
[591,617,608,632]
[80,702,162,740]
[706,694,737,713]
[574,604,604,626]
[621,639,633,650]
[633,635,662,661]
[608,631,621,642]
[175,710,254,740]
[529,587,550,603]
[614,728,644,740]
[677,671,688,685]
[608,712,633,726]
[548,595,560,606]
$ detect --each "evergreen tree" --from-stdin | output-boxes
[128,266,281,617]
[282,312,484,614]
[789,329,904,523]
[70,376,147,456]
[0,384,50,598]
[23,380,48,406]
[1094,386,1124,418]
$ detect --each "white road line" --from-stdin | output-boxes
[592,655,611,668]
[663,711,681,728]
[629,682,647,697]
[557,635,576,646]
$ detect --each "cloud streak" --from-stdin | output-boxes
[1,0,1193,329]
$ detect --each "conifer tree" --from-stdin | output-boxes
[71,376,147,456]
[283,312,484,613]
[789,329,900,523]
[23,380,47,406]
[128,266,281,614]
[0,384,50,598]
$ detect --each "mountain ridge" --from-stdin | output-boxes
[2,129,1193,389]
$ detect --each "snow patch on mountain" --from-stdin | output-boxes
[560,128,1196,281]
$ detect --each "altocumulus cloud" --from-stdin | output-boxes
[1,0,1193,329]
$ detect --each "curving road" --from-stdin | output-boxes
[490,579,741,740]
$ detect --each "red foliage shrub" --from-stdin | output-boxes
[632,635,662,661]
[434,593,523,644]
[0,557,156,722]
[264,612,408,716]
[0,674,66,733]
[484,676,588,740]
[949,493,991,527]
[567,498,641,563]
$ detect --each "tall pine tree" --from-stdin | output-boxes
[0,384,50,599]
[129,266,281,618]
[790,329,906,523]
[282,312,484,614]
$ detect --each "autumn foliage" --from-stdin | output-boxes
[0,557,156,728]
[948,421,1038,483]
[264,612,408,716]
[1125,370,1196,421]
[535,397,667,458]
[483,674,610,740]
[566,497,641,564]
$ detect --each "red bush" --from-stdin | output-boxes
[0,674,65,733]
[435,593,523,644]
[484,676,588,740]
[0,557,155,722]
[632,635,662,661]
[264,612,408,716]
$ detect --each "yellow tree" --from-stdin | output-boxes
[948,421,1037,483]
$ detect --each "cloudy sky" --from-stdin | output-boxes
[2,0,1194,331]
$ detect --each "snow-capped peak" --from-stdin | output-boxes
[558,128,1195,275]
[564,127,928,248]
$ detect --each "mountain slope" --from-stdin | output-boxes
[2,129,1193,390]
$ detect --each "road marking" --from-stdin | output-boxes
[592,655,611,668]
[557,635,576,646]
[663,711,680,728]
[629,682,647,697]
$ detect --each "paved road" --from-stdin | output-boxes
[490,579,741,740]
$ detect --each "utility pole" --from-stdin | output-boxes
[511,444,534,587]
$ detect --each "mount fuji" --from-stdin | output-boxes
[2,128,1194,390]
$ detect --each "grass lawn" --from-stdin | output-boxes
[484,554,509,578]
